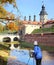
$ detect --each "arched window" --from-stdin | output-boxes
[3,37,11,42]
[13,37,18,41]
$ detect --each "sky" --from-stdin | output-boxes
[4,0,54,21]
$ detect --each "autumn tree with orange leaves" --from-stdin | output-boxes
[7,22,18,31]
[7,20,24,32]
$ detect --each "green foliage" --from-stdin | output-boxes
[0,0,17,18]
[0,6,7,18]
[0,23,4,32]
[19,41,34,49]
[0,0,17,9]
[0,0,18,33]
[0,44,10,50]
[32,27,54,34]
[20,41,54,52]
[0,5,15,19]
[0,56,7,65]
[39,44,54,52]
[51,25,54,28]
[0,24,9,33]
[0,0,16,4]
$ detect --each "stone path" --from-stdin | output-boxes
[42,51,54,61]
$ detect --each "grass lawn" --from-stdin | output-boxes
[19,41,54,52]
[32,27,54,34]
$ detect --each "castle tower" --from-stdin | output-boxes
[29,16,31,21]
[24,16,26,21]
[39,4,48,23]
[33,15,36,21]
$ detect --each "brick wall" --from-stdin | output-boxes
[23,33,54,46]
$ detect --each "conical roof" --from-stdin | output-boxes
[39,5,48,15]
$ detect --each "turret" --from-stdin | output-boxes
[24,16,26,21]
[33,15,36,21]
[39,4,48,23]
[29,16,31,21]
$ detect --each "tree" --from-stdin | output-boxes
[0,0,20,34]
[0,5,7,18]
[7,22,19,31]
[0,0,16,5]
[0,0,18,24]
[0,0,17,9]
[0,23,4,32]
[0,0,18,18]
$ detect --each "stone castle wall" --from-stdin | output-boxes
[23,33,54,46]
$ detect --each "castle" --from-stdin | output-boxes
[19,4,54,35]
